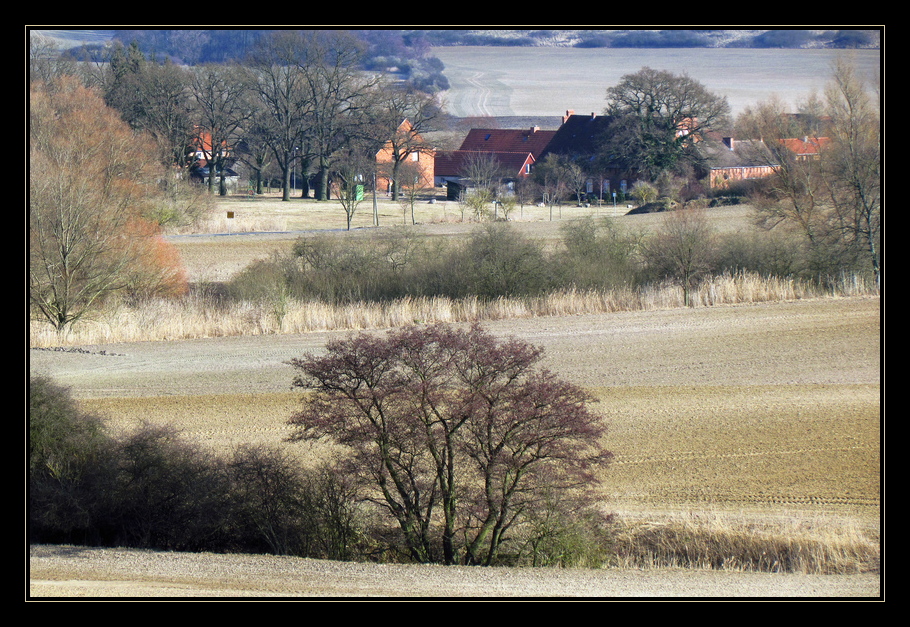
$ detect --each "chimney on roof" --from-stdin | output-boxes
[723,137,735,151]
[591,112,596,119]
[530,126,539,133]
[563,109,575,124]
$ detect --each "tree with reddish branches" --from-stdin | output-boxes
[287,323,612,565]
[29,76,188,332]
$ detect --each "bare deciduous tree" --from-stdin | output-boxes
[245,31,312,201]
[459,152,504,220]
[191,63,254,195]
[737,58,881,286]
[333,147,374,230]
[30,77,187,332]
[821,56,881,288]
[374,84,440,201]
[644,208,716,307]
[604,67,731,179]
[287,323,612,565]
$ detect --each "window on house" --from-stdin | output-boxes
[410,152,419,161]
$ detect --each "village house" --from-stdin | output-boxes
[778,136,831,160]
[539,110,635,201]
[702,135,780,190]
[457,125,557,160]
[703,134,832,190]
[188,128,241,191]
[434,150,537,200]
[374,119,435,194]
[432,125,556,199]
[375,108,832,203]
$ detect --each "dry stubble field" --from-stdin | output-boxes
[28,203,881,598]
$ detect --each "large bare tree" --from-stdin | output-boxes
[191,63,254,195]
[245,31,312,201]
[288,323,612,565]
[603,67,731,179]
[295,30,384,201]
[737,58,881,286]
[821,56,881,288]
[373,83,440,200]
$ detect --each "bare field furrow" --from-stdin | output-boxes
[30,296,881,597]
[34,297,879,519]
[614,444,875,466]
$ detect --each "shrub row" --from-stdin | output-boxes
[29,376,363,559]
[29,377,879,571]
[29,375,615,565]
[225,218,877,306]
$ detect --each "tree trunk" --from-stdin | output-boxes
[316,165,330,201]
[281,154,292,201]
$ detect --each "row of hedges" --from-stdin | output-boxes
[29,376,363,559]
[224,218,876,307]
[28,375,615,566]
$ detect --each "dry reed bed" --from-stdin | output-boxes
[29,272,876,347]
[606,511,878,574]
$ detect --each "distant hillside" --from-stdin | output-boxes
[420,28,880,49]
[32,28,881,53]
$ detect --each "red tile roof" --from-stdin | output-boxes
[458,127,556,159]
[435,150,535,178]
[778,136,831,156]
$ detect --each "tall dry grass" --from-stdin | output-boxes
[29,272,878,347]
[606,512,880,574]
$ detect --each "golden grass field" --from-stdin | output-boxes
[29,200,881,597]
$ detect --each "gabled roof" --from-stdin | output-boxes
[434,150,535,178]
[541,113,616,159]
[701,136,777,169]
[701,133,833,170]
[458,127,556,159]
[778,136,831,157]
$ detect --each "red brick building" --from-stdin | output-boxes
[375,119,435,194]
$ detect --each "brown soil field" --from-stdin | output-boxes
[28,295,881,598]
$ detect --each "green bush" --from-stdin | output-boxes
[223,216,873,310]
[448,223,553,299]
[229,224,557,304]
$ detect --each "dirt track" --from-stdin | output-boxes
[29,544,879,598]
[28,296,881,598]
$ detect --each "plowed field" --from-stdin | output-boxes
[29,296,881,597]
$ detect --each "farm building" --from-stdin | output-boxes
[388,107,833,200]
[778,136,832,160]
[539,110,636,201]
[434,150,536,198]
[190,166,242,192]
[701,136,780,190]
[375,119,436,194]
[701,134,832,190]
[433,125,554,194]
[457,125,557,160]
